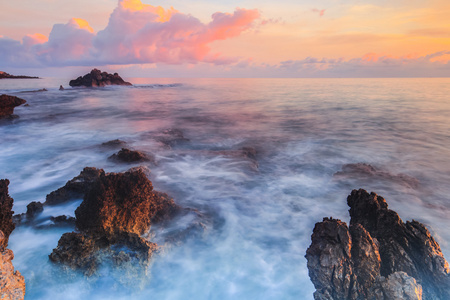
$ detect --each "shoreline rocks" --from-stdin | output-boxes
[0,179,26,300]
[108,148,154,164]
[0,95,27,119]
[305,189,450,300]
[50,168,180,276]
[69,69,132,87]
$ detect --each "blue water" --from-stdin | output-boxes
[1,77,450,299]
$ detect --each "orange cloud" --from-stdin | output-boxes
[70,18,94,33]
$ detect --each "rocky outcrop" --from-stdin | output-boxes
[108,148,154,164]
[26,201,43,218]
[50,169,180,276]
[305,189,450,300]
[0,180,15,249]
[45,167,105,205]
[0,71,39,79]
[100,139,127,149]
[69,69,132,87]
[0,95,26,118]
[0,180,25,300]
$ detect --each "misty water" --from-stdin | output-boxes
[1,77,450,299]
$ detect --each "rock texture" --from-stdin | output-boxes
[69,69,132,87]
[0,180,25,300]
[50,169,179,276]
[305,189,450,300]
[0,95,26,118]
[0,180,15,249]
[108,148,154,163]
[45,167,105,205]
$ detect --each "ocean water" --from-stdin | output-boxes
[1,77,450,299]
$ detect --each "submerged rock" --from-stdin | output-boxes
[108,148,155,164]
[0,180,25,300]
[0,95,26,118]
[334,163,419,189]
[305,189,450,300]
[50,169,180,276]
[69,69,132,87]
[100,139,127,148]
[45,167,105,205]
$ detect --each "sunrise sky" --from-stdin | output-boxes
[1,0,450,77]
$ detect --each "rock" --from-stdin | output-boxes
[108,148,154,164]
[50,215,76,227]
[334,163,419,189]
[26,201,43,218]
[45,167,105,205]
[50,169,179,276]
[305,189,450,300]
[371,272,423,300]
[69,69,132,87]
[75,169,179,235]
[0,95,26,118]
[100,139,127,148]
[0,231,26,300]
[0,180,15,249]
[155,129,190,149]
[0,71,39,79]
[0,181,25,300]
[49,231,158,276]
[59,85,64,90]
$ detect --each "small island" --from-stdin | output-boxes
[69,69,132,87]
[0,71,39,79]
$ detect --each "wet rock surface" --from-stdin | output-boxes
[334,163,420,189]
[0,95,26,118]
[305,189,450,300]
[45,167,105,205]
[50,169,181,276]
[108,148,154,164]
[69,69,132,87]
[0,179,15,249]
[0,180,25,300]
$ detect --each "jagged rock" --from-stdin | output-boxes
[75,169,179,235]
[45,167,105,205]
[26,201,43,218]
[0,231,26,300]
[306,189,450,300]
[0,95,26,118]
[108,148,154,164]
[50,169,179,276]
[0,180,15,249]
[334,163,419,189]
[49,231,157,276]
[69,69,132,87]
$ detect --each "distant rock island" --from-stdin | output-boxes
[0,71,39,79]
[69,69,132,87]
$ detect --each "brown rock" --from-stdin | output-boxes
[0,95,26,118]
[108,148,154,164]
[0,179,15,249]
[26,201,43,218]
[75,169,178,235]
[0,231,25,300]
[306,189,450,300]
[45,167,105,205]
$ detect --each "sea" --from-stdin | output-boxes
[1,77,449,299]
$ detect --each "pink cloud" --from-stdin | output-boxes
[0,0,260,67]
[312,9,326,17]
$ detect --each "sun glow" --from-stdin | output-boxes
[70,18,94,33]
[119,0,177,22]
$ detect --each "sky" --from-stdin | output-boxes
[1,0,450,77]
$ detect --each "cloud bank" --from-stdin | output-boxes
[0,0,260,67]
